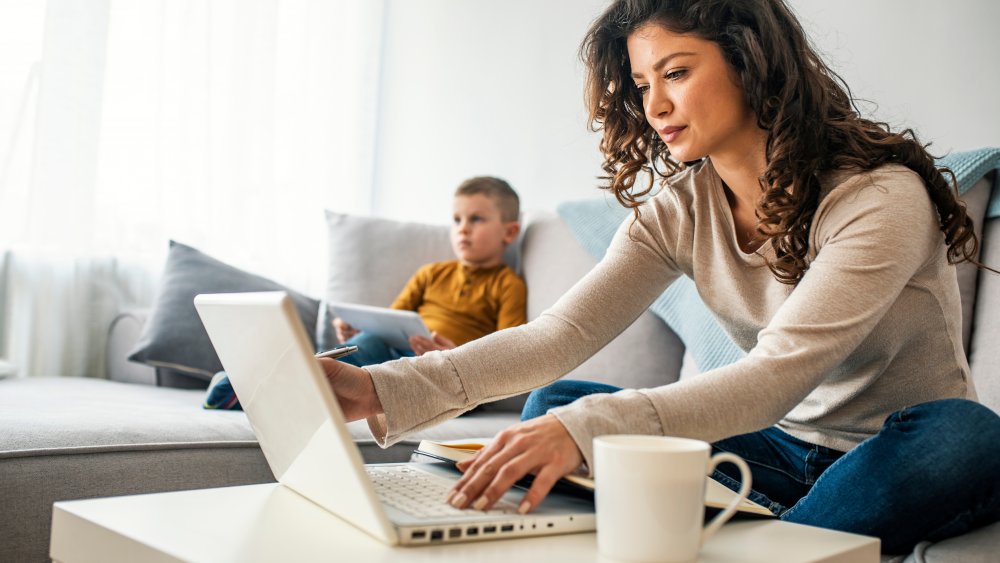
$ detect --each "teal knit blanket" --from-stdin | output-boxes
[558,148,1000,372]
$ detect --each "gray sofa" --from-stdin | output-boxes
[2,177,999,561]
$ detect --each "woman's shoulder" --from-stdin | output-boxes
[815,163,936,233]
[820,163,924,200]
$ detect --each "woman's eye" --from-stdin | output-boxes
[665,69,687,81]
[635,84,649,95]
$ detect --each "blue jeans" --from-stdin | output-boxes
[337,332,414,367]
[521,380,1000,554]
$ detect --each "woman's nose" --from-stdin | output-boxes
[645,84,672,120]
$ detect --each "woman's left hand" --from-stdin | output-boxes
[447,414,583,514]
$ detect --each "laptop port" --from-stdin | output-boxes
[466,527,479,536]
[448,528,462,539]
[483,525,497,534]
[411,530,426,540]
[501,524,514,533]
[430,530,444,541]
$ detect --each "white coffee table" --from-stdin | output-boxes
[50,483,879,563]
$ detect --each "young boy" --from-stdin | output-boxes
[204,176,526,409]
[335,175,526,366]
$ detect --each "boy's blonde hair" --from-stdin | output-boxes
[455,176,520,222]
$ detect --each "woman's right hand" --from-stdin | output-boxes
[447,414,583,514]
[333,317,359,344]
[318,357,383,421]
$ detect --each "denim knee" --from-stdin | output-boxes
[901,398,1000,449]
[520,380,622,421]
[521,381,576,421]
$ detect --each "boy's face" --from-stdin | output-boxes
[451,194,520,269]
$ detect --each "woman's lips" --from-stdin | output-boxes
[659,126,686,143]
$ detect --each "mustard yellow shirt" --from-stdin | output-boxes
[390,260,527,346]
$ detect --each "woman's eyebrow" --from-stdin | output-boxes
[631,51,696,79]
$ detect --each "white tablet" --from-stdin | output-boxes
[330,302,432,351]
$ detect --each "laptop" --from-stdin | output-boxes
[329,301,431,351]
[193,291,595,545]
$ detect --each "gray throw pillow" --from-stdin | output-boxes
[128,240,320,382]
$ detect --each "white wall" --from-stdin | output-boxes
[371,0,608,222]
[371,0,1000,223]
[792,0,1000,153]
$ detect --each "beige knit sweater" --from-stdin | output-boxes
[365,159,972,473]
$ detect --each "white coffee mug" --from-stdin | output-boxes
[593,435,752,563]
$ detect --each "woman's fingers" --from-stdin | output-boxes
[472,449,548,512]
[448,432,516,505]
[517,463,566,515]
[446,414,583,512]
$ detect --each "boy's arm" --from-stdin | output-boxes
[495,273,528,330]
[390,265,429,311]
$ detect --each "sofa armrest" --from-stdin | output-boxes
[106,310,157,386]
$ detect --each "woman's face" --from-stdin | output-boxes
[627,23,758,163]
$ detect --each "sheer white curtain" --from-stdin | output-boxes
[0,0,384,377]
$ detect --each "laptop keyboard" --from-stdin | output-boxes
[366,465,520,518]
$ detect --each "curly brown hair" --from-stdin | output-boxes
[581,0,984,284]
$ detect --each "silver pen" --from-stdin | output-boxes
[314,345,359,360]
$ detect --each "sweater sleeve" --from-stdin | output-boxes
[551,168,945,472]
[365,208,683,446]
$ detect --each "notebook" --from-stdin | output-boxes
[194,291,595,545]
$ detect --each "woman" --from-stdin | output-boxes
[323,0,1000,553]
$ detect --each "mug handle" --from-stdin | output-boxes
[701,452,752,544]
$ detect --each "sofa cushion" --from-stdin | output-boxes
[127,241,320,384]
[969,214,1000,414]
[955,176,992,352]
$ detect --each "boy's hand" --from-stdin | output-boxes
[333,317,359,343]
[318,358,383,421]
[409,332,456,355]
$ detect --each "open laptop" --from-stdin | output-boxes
[194,291,595,545]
